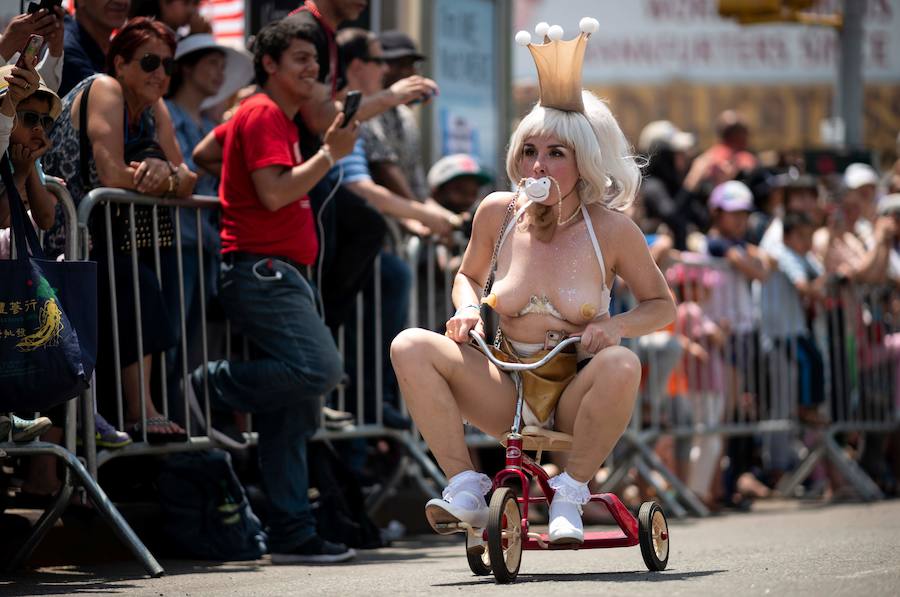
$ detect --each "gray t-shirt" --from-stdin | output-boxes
[365,105,428,200]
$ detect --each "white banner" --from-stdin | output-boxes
[513,0,900,84]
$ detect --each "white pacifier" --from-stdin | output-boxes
[524,177,553,204]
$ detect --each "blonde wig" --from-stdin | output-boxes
[505,91,640,237]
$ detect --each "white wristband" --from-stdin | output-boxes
[318,146,335,167]
[454,304,481,317]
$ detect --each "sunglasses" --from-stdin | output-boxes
[361,56,387,65]
[139,53,175,76]
[16,110,54,132]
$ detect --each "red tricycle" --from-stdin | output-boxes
[447,331,670,584]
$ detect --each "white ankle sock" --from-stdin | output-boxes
[443,470,492,508]
[548,471,591,505]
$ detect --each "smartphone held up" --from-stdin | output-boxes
[26,0,63,15]
[341,90,362,128]
[15,34,44,70]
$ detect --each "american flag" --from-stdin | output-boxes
[200,0,247,49]
[60,0,247,49]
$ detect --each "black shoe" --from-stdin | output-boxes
[190,367,248,450]
[270,535,356,564]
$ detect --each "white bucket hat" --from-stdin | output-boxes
[175,34,253,110]
[638,120,695,154]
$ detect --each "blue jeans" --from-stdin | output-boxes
[202,253,343,551]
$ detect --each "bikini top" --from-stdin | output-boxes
[492,202,611,325]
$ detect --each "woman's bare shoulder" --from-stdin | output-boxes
[478,191,517,212]
[585,203,642,239]
[473,191,517,226]
[88,74,124,97]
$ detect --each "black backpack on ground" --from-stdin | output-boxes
[156,450,267,560]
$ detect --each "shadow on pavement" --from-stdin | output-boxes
[432,569,727,587]
[0,560,263,596]
[0,543,449,595]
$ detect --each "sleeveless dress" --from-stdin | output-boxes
[40,74,175,413]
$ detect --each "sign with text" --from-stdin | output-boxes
[513,0,900,84]
[431,0,499,171]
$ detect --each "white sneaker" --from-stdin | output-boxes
[425,490,488,534]
[548,497,584,544]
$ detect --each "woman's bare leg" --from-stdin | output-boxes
[555,346,642,483]
[391,328,517,478]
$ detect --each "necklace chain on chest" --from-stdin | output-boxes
[558,203,582,227]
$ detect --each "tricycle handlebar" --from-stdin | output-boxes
[468,330,581,372]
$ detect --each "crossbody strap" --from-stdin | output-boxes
[482,191,521,299]
[78,78,94,188]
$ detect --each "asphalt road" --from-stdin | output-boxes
[3,500,899,597]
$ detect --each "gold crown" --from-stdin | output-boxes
[516,18,599,113]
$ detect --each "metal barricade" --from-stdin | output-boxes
[1,180,162,577]
[776,280,900,501]
[75,188,221,470]
[613,255,799,518]
[74,188,449,516]
[615,253,898,517]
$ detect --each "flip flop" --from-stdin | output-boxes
[127,416,187,444]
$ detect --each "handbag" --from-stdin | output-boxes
[0,155,98,412]
[79,79,174,254]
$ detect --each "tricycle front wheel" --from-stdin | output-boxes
[638,501,669,571]
[487,487,523,584]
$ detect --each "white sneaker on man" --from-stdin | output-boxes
[425,470,491,534]
[548,471,590,544]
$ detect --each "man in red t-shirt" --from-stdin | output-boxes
[192,18,358,564]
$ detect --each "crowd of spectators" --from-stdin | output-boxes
[618,113,900,511]
[1,0,899,566]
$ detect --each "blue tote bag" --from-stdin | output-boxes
[0,155,97,412]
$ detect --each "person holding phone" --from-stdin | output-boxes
[0,3,65,93]
[191,18,358,564]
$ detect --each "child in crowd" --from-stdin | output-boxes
[667,261,726,504]
[0,66,57,248]
[770,212,826,421]
[704,180,773,507]
[0,66,63,450]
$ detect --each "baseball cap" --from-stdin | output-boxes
[427,154,491,191]
[379,30,426,61]
[638,120,695,154]
[843,163,879,190]
[175,34,254,110]
[709,180,754,212]
[0,65,61,120]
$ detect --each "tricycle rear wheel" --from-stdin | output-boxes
[465,532,491,575]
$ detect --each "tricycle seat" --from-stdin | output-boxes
[501,426,573,452]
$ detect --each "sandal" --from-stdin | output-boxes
[127,416,187,445]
